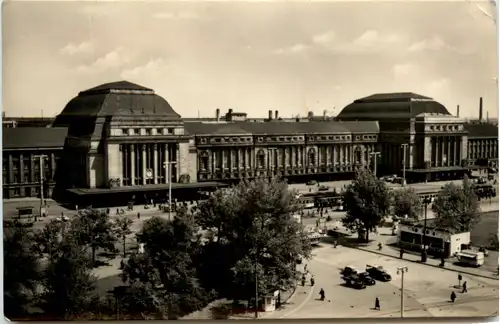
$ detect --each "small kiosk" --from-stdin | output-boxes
[262,290,280,312]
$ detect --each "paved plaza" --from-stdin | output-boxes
[264,245,499,319]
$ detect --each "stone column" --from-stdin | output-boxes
[19,154,24,183]
[142,144,147,185]
[30,154,35,182]
[153,144,158,184]
[50,153,56,179]
[118,146,123,187]
[456,137,461,166]
[447,137,451,166]
[130,144,136,185]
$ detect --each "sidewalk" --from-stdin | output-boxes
[350,227,499,281]
[261,284,314,319]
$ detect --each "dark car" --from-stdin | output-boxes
[342,274,367,289]
[366,265,392,282]
[358,272,376,285]
[318,185,329,191]
[340,266,359,277]
[307,180,318,186]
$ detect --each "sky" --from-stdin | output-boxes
[2,0,498,119]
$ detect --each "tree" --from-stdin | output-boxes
[114,217,133,258]
[71,209,117,265]
[121,212,213,319]
[34,219,67,259]
[4,225,41,319]
[342,169,392,242]
[393,187,423,220]
[40,232,98,319]
[196,178,311,305]
[489,232,499,251]
[432,176,481,233]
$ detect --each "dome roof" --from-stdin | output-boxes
[337,92,451,120]
[53,81,182,140]
[54,81,181,124]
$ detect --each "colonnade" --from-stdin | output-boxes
[120,143,177,186]
[468,139,498,160]
[430,136,462,167]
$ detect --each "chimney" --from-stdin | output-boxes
[479,97,483,121]
[323,109,327,120]
[268,110,273,120]
[216,108,220,121]
[487,111,489,122]
[275,110,279,120]
[228,108,233,115]
[456,105,460,117]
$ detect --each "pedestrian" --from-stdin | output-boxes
[319,288,325,301]
[374,297,380,310]
[137,212,141,220]
[462,281,467,293]
[458,274,462,287]
[116,208,120,215]
[450,291,456,303]
[304,264,308,272]
[310,276,315,286]
[400,249,404,259]
[120,260,124,269]
[301,275,306,287]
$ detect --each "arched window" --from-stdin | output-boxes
[355,147,362,164]
[308,148,316,166]
[199,152,209,171]
[257,150,265,168]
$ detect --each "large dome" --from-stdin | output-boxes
[337,92,451,120]
[53,81,182,139]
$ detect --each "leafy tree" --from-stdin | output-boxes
[40,232,98,319]
[489,232,499,251]
[33,219,67,259]
[432,176,481,233]
[342,169,392,241]
[4,225,41,319]
[71,208,117,265]
[393,187,423,220]
[114,217,133,258]
[196,178,311,305]
[121,212,213,319]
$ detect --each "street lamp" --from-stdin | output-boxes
[163,161,177,221]
[369,152,381,176]
[420,197,434,263]
[33,154,48,219]
[396,266,409,318]
[401,144,408,187]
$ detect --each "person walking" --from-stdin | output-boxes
[462,281,468,293]
[301,275,306,287]
[374,297,380,310]
[137,212,141,220]
[319,288,325,301]
[400,249,404,259]
[450,291,457,303]
[310,276,315,286]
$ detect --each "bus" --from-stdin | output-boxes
[455,250,485,267]
[308,232,322,246]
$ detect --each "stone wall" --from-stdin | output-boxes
[178,142,196,182]
[88,153,105,188]
[107,144,122,186]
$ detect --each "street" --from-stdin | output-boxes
[265,245,498,318]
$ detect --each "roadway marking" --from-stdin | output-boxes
[279,285,315,318]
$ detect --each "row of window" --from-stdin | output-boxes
[120,128,176,136]
[429,124,461,132]
[202,134,378,144]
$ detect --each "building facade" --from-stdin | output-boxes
[2,81,498,202]
[2,127,67,199]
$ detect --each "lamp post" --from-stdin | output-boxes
[420,196,433,262]
[369,152,381,176]
[33,154,48,219]
[396,266,409,318]
[163,161,177,221]
[401,144,408,187]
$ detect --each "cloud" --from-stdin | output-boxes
[121,58,166,79]
[408,36,447,52]
[392,62,416,79]
[152,11,201,20]
[337,29,404,53]
[60,41,93,56]
[76,47,131,74]
[272,43,308,55]
[312,30,335,45]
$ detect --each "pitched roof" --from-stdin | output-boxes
[465,123,498,138]
[184,121,379,136]
[3,127,68,150]
[80,81,153,95]
[357,92,432,102]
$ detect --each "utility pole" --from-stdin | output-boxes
[401,144,408,187]
[255,251,259,319]
[369,152,381,176]
[420,197,433,262]
[33,154,48,218]
[397,266,409,318]
[163,161,177,221]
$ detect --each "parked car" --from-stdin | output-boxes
[357,272,376,285]
[318,185,329,191]
[341,266,360,277]
[307,180,318,186]
[366,264,392,282]
[342,274,367,289]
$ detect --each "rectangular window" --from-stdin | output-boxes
[168,128,174,134]
[134,128,140,135]
[145,128,152,135]
[122,128,129,135]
